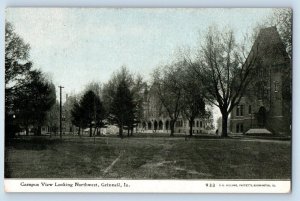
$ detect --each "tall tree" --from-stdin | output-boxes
[14,70,56,135]
[185,27,259,137]
[130,74,147,133]
[5,21,56,138]
[178,61,207,136]
[103,66,146,135]
[109,79,136,138]
[152,63,184,137]
[5,21,32,138]
[102,66,134,113]
[79,90,106,137]
[183,88,206,135]
[46,101,60,135]
[62,94,78,134]
[71,100,84,136]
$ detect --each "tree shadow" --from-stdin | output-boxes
[6,137,62,150]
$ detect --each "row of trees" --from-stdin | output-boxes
[69,64,209,138]
[5,22,56,138]
[69,67,145,138]
[71,90,105,137]
[152,62,207,137]
[152,25,256,137]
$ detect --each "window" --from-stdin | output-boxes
[196,121,199,127]
[248,105,252,114]
[236,124,240,133]
[176,121,180,127]
[240,105,244,116]
[200,121,203,128]
[236,123,244,133]
[236,105,244,116]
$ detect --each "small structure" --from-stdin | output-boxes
[245,128,272,135]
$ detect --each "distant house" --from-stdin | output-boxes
[230,27,291,135]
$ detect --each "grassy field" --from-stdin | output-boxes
[5,136,291,179]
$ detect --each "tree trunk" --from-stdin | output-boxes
[25,126,29,136]
[221,112,228,137]
[130,127,133,136]
[36,125,42,136]
[170,120,175,137]
[119,124,123,138]
[93,127,97,136]
[78,127,81,138]
[127,128,130,137]
[189,119,193,136]
[89,124,92,137]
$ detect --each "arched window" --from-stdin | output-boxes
[158,121,163,130]
[165,120,169,130]
[154,121,158,130]
[148,122,152,130]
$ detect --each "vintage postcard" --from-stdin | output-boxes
[4,8,291,193]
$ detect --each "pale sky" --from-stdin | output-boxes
[6,8,273,97]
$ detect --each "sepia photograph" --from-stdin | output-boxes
[4,8,292,193]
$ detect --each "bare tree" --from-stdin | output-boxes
[131,74,147,134]
[185,27,259,137]
[179,61,206,136]
[152,63,184,137]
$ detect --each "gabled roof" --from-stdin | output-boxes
[245,26,290,67]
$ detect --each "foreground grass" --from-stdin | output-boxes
[5,136,291,179]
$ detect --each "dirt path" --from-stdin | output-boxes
[103,151,124,174]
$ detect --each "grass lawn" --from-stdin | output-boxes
[5,136,291,179]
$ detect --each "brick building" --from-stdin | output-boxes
[136,85,214,134]
[230,27,291,135]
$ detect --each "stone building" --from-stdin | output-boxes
[136,86,214,134]
[230,27,291,135]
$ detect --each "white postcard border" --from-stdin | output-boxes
[4,179,291,193]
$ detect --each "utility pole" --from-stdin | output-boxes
[59,86,64,139]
